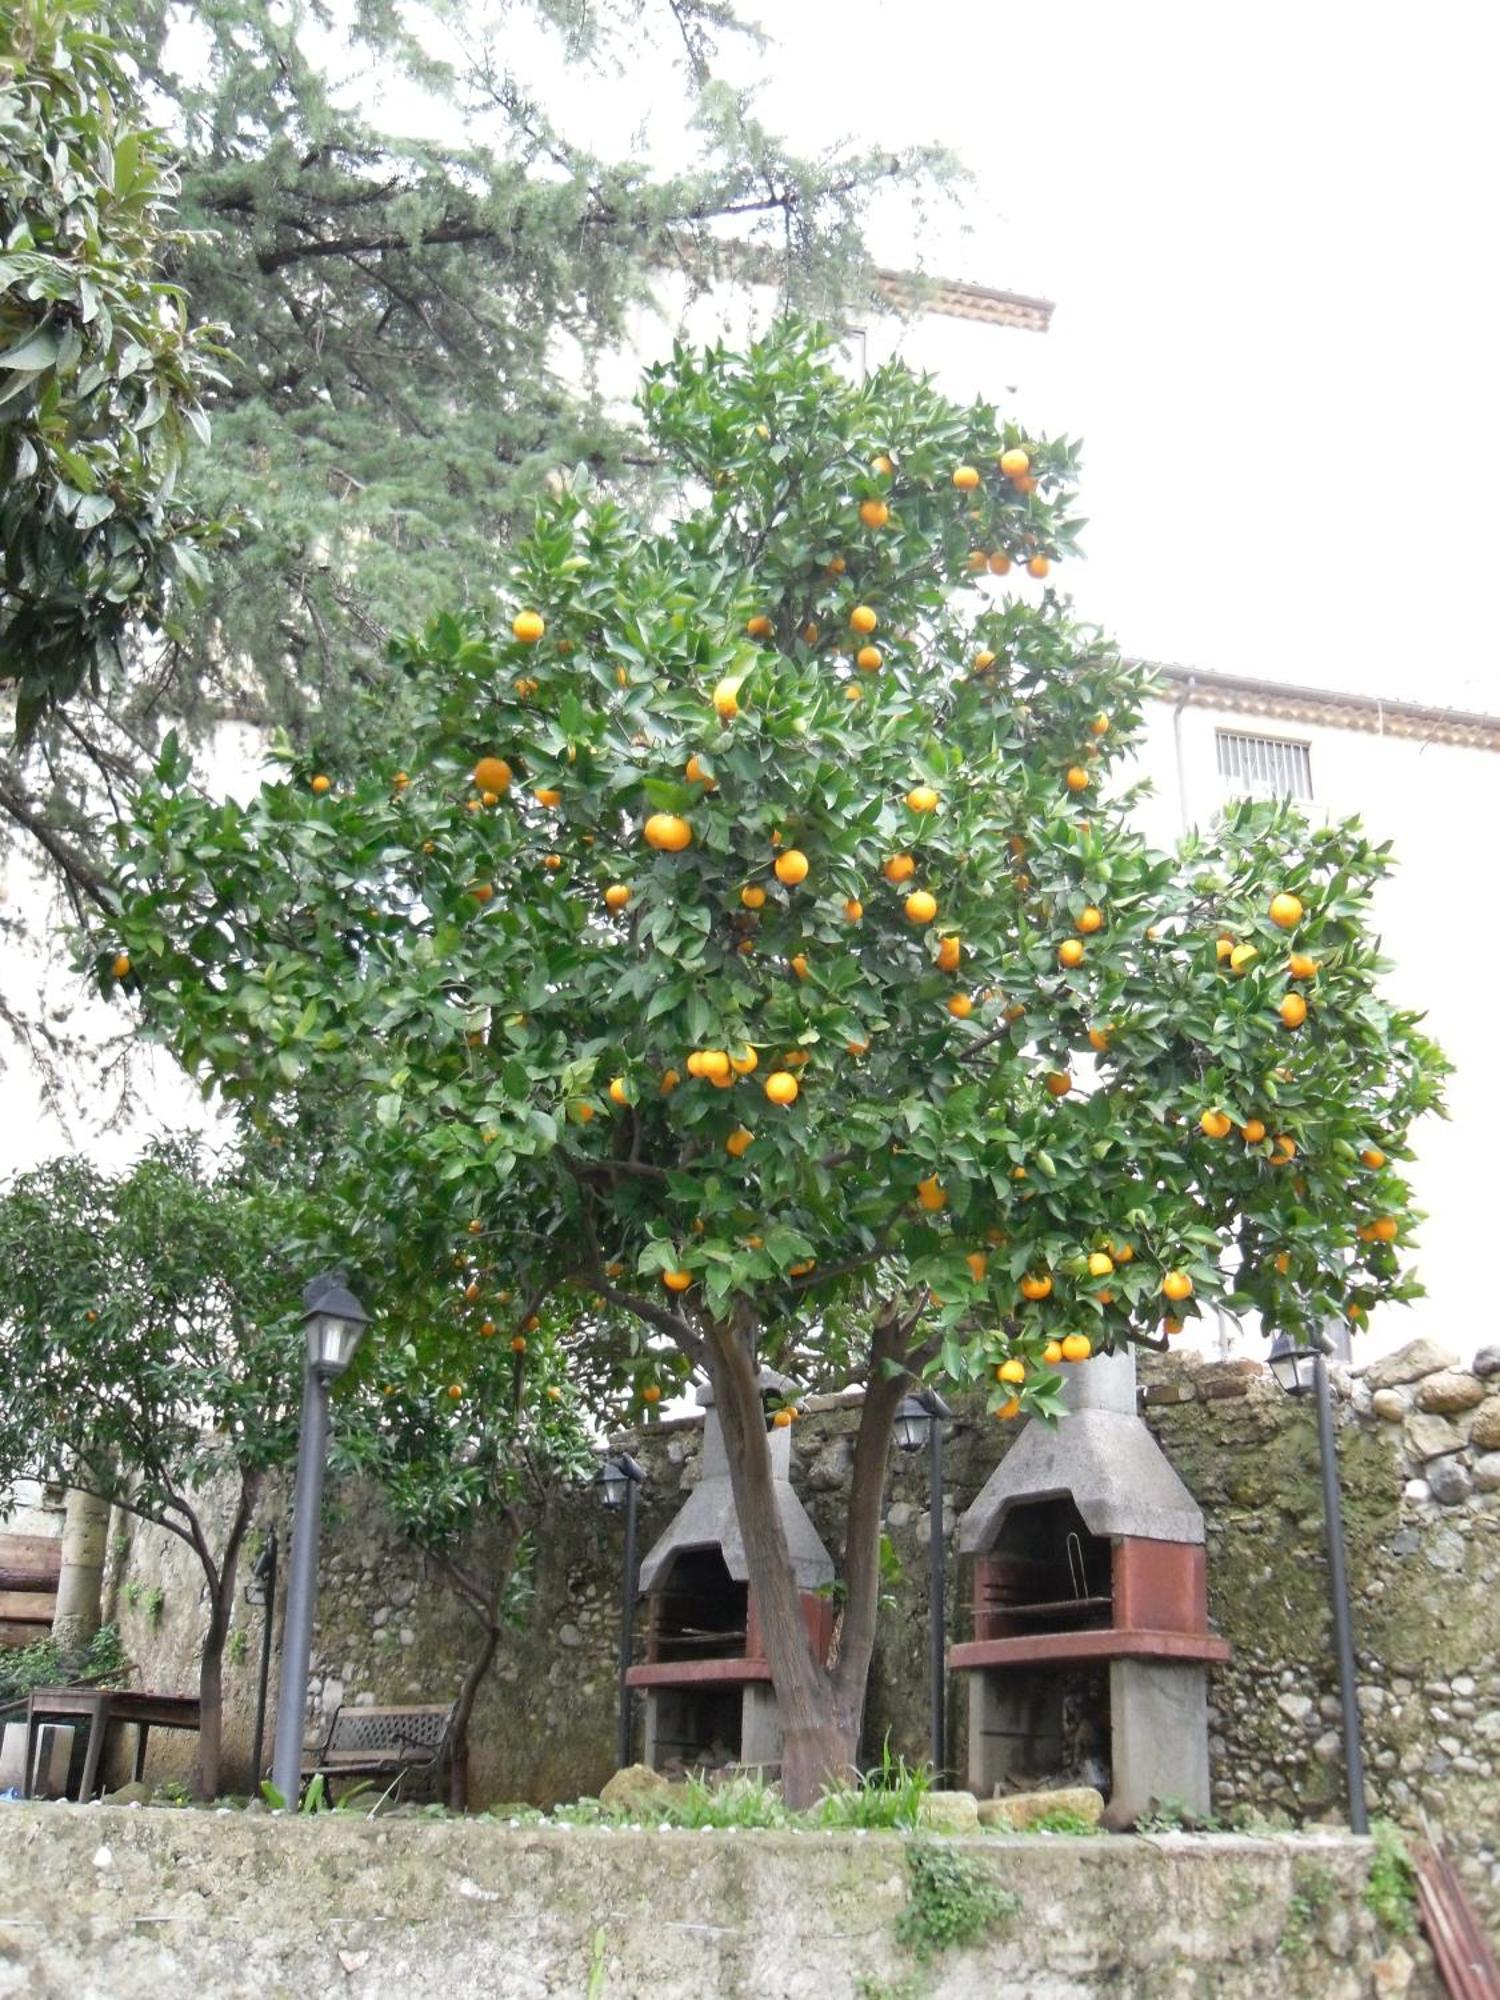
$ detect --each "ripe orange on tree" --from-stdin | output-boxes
[726,1127,754,1158]
[1199,1109,1232,1139]
[111,953,132,979]
[729,1047,758,1075]
[604,883,631,911]
[883,853,915,884]
[1043,1340,1064,1365]
[1020,1272,1053,1301]
[609,1077,630,1107]
[1279,992,1308,1029]
[999,446,1031,479]
[310,773,331,794]
[512,610,545,643]
[850,604,878,635]
[662,1269,693,1293]
[1077,906,1103,934]
[1027,555,1051,579]
[1361,1146,1386,1169]
[937,935,961,972]
[1087,1251,1114,1278]
[1065,766,1090,792]
[741,883,767,909]
[916,1174,947,1212]
[996,1395,1021,1421]
[1061,1333,1092,1363]
[644,812,692,852]
[746,614,772,638]
[1241,1118,1267,1144]
[764,1071,799,1105]
[953,464,981,490]
[844,898,864,922]
[905,889,937,924]
[856,645,882,672]
[775,849,810,886]
[997,1356,1025,1384]
[906,785,939,813]
[1288,952,1319,980]
[947,992,973,1019]
[1269,892,1304,930]
[858,499,889,529]
[642,1385,663,1404]
[1045,1071,1073,1098]
[966,1252,989,1284]
[988,553,1012,575]
[1162,1270,1194,1302]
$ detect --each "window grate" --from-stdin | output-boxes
[1215,729,1313,799]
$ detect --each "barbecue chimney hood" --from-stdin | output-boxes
[637,1376,834,1596]
[626,1374,836,1775]
[952,1346,1228,1824]
[958,1346,1205,1556]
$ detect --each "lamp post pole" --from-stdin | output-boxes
[246,1526,278,1789]
[894,1390,953,1780]
[927,1409,946,1780]
[1312,1347,1368,1834]
[1268,1335,1368,1834]
[618,1471,640,1770]
[270,1276,369,1807]
[597,1454,646,1770]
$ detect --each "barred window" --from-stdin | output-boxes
[1215,729,1313,799]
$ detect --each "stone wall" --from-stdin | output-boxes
[0,1807,1437,2000]
[101,1339,1500,1929]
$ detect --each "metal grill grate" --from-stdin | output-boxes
[1215,728,1313,799]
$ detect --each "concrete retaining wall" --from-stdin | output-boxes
[0,1806,1434,2000]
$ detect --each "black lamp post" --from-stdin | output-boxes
[270,1275,369,1806]
[596,1452,646,1770]
[894,1388,954,1779]
[244,1527,278,1789]
[1267,1333,1369,1834]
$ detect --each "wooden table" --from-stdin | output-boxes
[20,1688,201,1801]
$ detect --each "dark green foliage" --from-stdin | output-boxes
[0,1135,306,1510]
[0,0,229,741]
[1365,1821,1418,1938]
[894,1840,1020,1962]
[116,0,944,740]
[0,1622,127,1704]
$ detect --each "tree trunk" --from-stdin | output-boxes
[51,1485,112,1665]
[700,1309,922,1809]
[193,1620,227,1801]
[188,1470,261,1801]
[702,1319,858,1808]
[447,1622,501,1813]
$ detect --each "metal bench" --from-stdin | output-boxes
[301,1701,456,1802]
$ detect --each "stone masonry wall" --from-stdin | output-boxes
[100,1338,1500,1931]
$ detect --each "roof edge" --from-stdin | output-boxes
[1142,662,1500,751]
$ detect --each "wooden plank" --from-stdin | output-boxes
[1414,1840,1500,2000]
[0,1591,56,1624]
[0,1536,62,1592]
[0,1620,48,1648]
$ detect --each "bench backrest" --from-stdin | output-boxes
[323,1703,454,1763]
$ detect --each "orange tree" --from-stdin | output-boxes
[103,323,1446,1804]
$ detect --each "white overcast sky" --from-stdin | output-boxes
[311,0,1500,709]
[711,1,1500,711]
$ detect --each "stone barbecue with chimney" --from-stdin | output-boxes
[951,1347,1229,1824]
[625,1376,835,1774]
